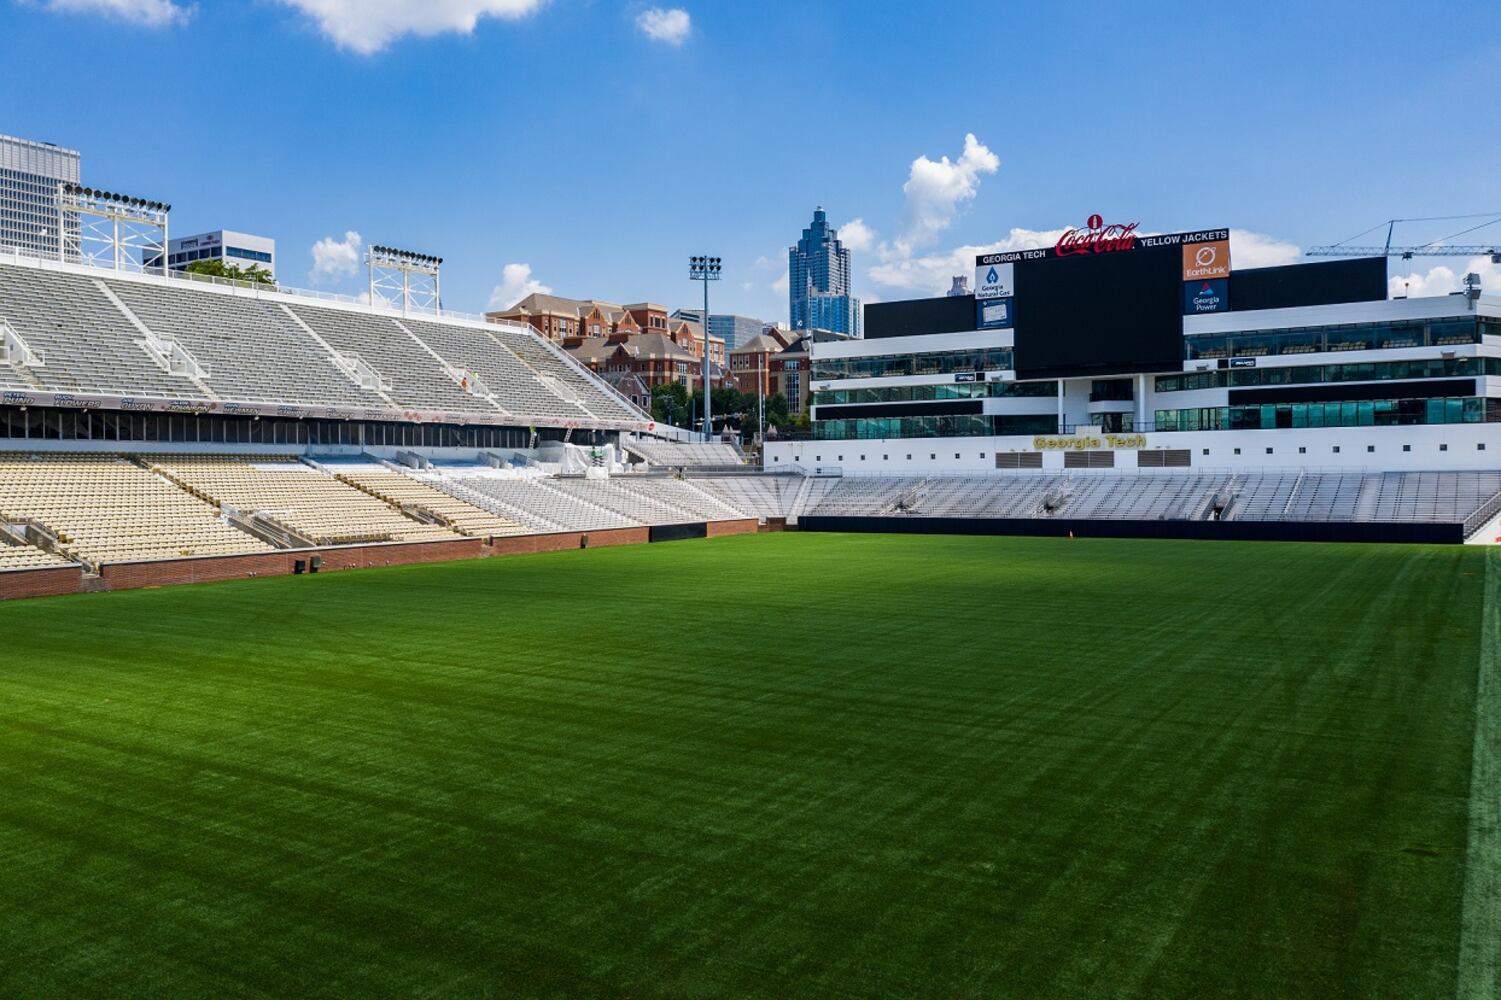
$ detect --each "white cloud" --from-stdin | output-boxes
[867,224,1304,298]
[635,6,690,45]
[839,218,876,253]
[869,226,1065,296]
[487,262,551,309]
[309,230,362,283]
[277,0,544,54]
[1390,255,1501,299]
[37,0,191,26]
[771,268,789,295]
[1229,229,1300,269]
[897,133,999,254]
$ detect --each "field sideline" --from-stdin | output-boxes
[0,533,1494,998]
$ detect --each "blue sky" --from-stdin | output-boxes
[2,0,1498,320]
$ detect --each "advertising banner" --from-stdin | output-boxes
[973,261,1016,300]
[1182,238,1231,281]
[0,389,649,431]
[978,226,1228,269]
[976,296,1014,329]
[1183,277,1229,314]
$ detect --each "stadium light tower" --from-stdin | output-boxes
[367,245,443,316]
[58,183,170,274]
[688,255,721,441]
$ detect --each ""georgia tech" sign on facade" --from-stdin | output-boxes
[1033,433,1148,450]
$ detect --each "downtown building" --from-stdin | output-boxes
[0,133,80,258]
[789,207,860,338]
[159,229,277,279]
[765,216,1501,477]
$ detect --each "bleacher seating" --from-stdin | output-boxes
[284,304,478,412]
[692,476,804,520]
[425,475,637,532]
[0,264,197,398]
[486,325,642,422]
[623,439,744,467]
[1220,474,1294,521]
[329,466,528,537]
[544,479,704,525]
[107,280,373,406]
[806,477,925,516]
[0,538,73,570]
[0,259,648,426]
[148,454,461,545]
[609,478,749,521]
[0,452,275,565]
[398,317,588,421]
[1356,471,1501,522]
[1059,474,1223,520]
[803,470,1501,528]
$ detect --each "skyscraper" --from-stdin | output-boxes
[788,207,860,337]
[0,133,80,258]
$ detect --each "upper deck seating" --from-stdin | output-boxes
[284,304,482,413]
[107,279,372,407]
[484,323,643,422]
[0,263,195,398]
[399,318,590,421]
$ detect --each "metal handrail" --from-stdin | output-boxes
[1462,489,1501,536]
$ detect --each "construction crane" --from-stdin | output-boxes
[1306,213,1501,262]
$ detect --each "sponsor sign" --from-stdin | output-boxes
[1055,214,1139,257]
[1033,433,1148,450]
[977,225,1228,269]
[977,296,1013,329]
[954,372,978,383]
[0,390,649,432]
[1229,356,1257,369]
[1183,277,1229,314]
[1182,238,1231,281]
[974,261,1015,300]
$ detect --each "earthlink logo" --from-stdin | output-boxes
[1183,238,1231,280]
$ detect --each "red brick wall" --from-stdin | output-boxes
[706,519,759,538]
[0,566,84,600]
[96,539,488,590]
[8,522,743,601]
[484,527,649,557]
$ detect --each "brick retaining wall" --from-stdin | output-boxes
[0,522,720,601]
[706,518,760,538]
[0,566,85,601]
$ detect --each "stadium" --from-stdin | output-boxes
[1,220,1498,997]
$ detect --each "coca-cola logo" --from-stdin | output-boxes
[1055,214,1139,256]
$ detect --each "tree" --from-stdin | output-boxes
[650,381,689,427]
[183,258,276,287]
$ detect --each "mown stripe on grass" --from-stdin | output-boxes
[1458,547,1501,999]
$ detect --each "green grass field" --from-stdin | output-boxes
[0,533,1496,999]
